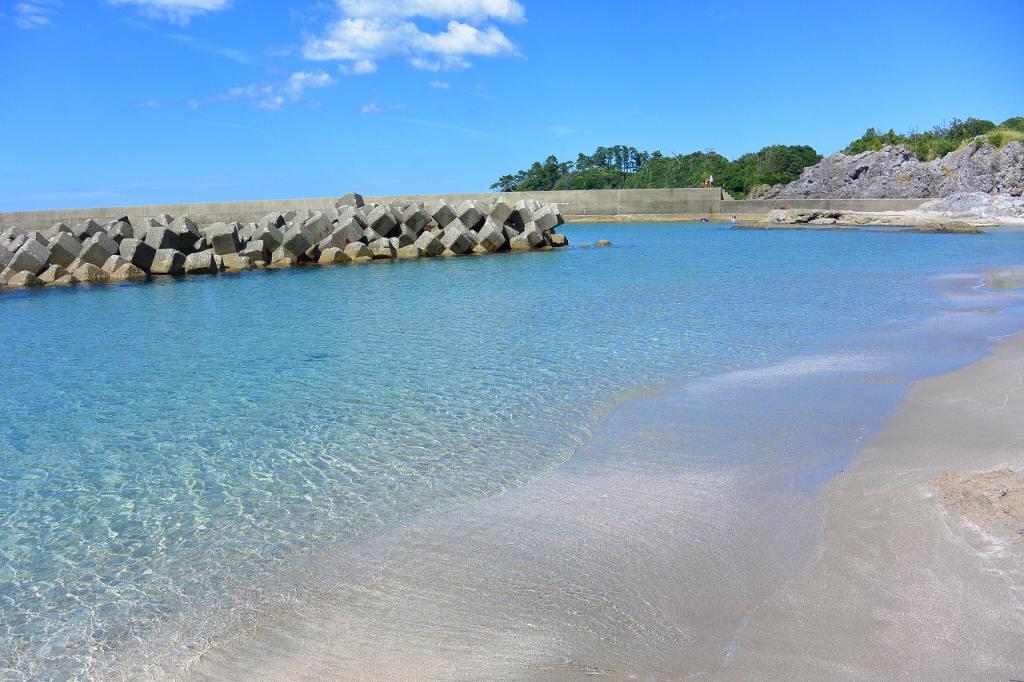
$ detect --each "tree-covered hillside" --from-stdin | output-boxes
[491,145,821,198]
[492,115,1022,197]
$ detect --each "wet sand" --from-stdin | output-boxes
[175,332,1024,681]
[721,334,1024,679]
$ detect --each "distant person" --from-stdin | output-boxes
[708,175,714,187]
[730,215,737,224]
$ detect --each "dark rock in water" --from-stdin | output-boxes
[594,240,613,247]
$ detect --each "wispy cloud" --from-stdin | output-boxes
[303,0,524,74]
[394,115,505,141]
[108,0,232,25]
[12,0,59,29]
[187,70,337,110]
[360,102,404,114]
[428,80,450,89]
[168,33,253,63]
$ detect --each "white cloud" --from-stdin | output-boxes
[428,80,450,89]
[189,71,337,111]
[361,102,404,114]
[340,58,379,75]
[108,0,232,25]
[303,0,523,72]
[339,0,524,22]
[12,1,59,29]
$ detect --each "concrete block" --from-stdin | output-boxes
[10,239,51,274]
[111,263,147,281]
[429,201,458,227]
[474,218,506,252]
[368,238,397,259]
[72,263,108,282]
[413,231,444,257]
[79,233,118,267]
[550,233,569,247]
[144,225,178,251]
[318,247,352,265]
[338,206,368,228]
[119,238,157,272]
[270,247,299,266]
[221,254,254,271]
[456,200,485,229]
[252,225,284,252]
[396,244,421,259]
[344,242,372,260]
[107,221,134,244]
[38,264,68,284]
[0,245,13,271]
[42,222,72,240]
[401,204,431,234]
[335,192,365,208]
[150,249,186,275]
[7,271,42,287]
[303,213,333,243]
[72,220,103,240]
[173,217,201,252]
[101,255,129,274]
[489,200,515,225]
[366,205,398,238]
[207,223,242,255]
[532,205,560,232]
[184,249,218,274]
[258,212,285,229]
[239,240,268,262]
[440,224,473,255]
[281,225,312,258]
[393,225,417,247]
[47,233,82,267]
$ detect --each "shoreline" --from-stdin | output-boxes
[155,268,1024,680]
[721,333,1024,679]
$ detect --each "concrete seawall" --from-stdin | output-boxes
[0,189,932,230]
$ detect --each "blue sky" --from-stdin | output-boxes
[2,0,1022,210]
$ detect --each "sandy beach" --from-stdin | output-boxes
[722,334,1024,679]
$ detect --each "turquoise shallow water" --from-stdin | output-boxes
[3,223,1024,678]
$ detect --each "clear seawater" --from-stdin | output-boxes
[3,223,1024,679]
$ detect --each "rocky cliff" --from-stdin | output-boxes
[764,140,1023,199]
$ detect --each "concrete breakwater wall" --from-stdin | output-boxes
[0,194,567,290]
[0,189,930,231]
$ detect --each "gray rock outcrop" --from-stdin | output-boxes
[766,140,1024,199]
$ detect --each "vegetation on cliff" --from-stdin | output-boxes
[492,116,1021,198]
[844,117,1024,161]
[491,145,821,198]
